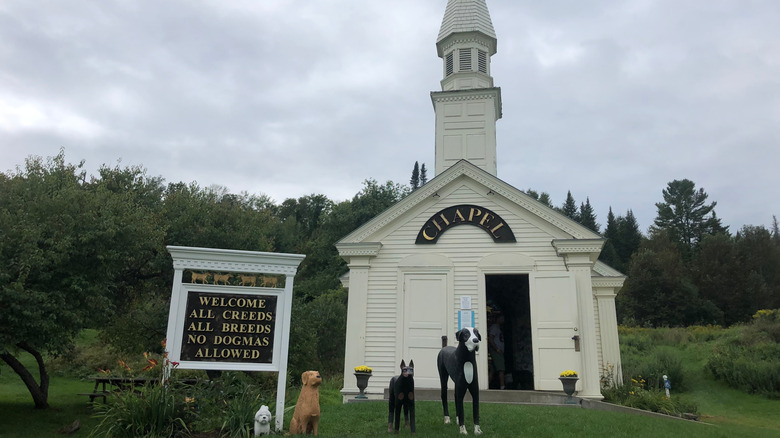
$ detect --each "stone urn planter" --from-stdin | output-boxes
[559,377,579,404]
[354,372,371,399]
[353,365,373,400]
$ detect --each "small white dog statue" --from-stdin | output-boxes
[254,405,272,436]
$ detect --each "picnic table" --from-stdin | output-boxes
[80,376,201,403]
[79,377,157,403]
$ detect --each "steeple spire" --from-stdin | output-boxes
[432,0,502,176]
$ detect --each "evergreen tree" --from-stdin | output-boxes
[410,161,420,190]
[650,179,728,255]
[579,198,600,233]
[420,163,428,186]
[525,188,554,208]
[599,208,621,269]
[560,191,580,222]
[617,210,643,265]
[599,208,642,273]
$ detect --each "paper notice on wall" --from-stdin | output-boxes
[460,296,472,310]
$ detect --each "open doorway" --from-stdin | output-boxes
[486,274,533,390]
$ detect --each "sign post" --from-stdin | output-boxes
[165,246,305,432]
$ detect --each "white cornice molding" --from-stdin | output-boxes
[437,32,496,56]
[552,239,606,255]
[552,239,605,266]
[338,160,603,244]
[431,88,502,119]
[335,242,382,257]
[167,246,305,275]
[592,277,626,289]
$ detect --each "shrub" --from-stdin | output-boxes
[705,314,780,399]
[601,376,698,416]
[189,371,273,436]
[621,346,687,392]
[89,383,193,438]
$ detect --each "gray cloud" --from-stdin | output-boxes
[1,0,778,232]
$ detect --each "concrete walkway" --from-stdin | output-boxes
[382,389,700,422]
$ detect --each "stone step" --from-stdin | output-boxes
[384,388,574,405]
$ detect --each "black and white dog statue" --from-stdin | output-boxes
[437,327,482,435]
[387,359,415,434]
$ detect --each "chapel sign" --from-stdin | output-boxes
[416,204,516,244]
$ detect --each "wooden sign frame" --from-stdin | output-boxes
[165,246,305,431]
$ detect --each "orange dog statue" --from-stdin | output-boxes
[289,370,322,435]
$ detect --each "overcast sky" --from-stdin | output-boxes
[1,0,778,233]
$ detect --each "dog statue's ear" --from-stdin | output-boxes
[474,328,482,341]
[301,371,309,385]
[400,359,406,369]
[455,329,463,341]
[409,360,414,368]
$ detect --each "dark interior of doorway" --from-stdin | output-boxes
[486,274,533,390]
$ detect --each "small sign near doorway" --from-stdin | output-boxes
[458,310,474,330]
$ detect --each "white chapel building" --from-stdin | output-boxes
[338,0,625,401]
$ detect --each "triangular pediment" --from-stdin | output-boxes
[337,160,601,246]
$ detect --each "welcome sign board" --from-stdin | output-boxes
[165,246,304,431]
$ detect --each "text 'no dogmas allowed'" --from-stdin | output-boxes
[180,292,277,363]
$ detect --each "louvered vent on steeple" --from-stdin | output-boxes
[478,49,487,73]
[459,49,472,71]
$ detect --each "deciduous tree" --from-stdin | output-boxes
[0,152,166,408]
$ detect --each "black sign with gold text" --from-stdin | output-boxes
[180,291,277,363]
[415,204,516,244]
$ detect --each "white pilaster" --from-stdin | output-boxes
[552,239,605,399]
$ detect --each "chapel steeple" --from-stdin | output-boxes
[432,0,502,177]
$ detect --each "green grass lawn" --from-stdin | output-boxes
[2,371,778,438]
[2,325,779,437]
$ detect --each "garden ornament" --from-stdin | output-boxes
[388,359,416,434]
[289,370,322,435]
[437,327,483,435]
[254,405,272,436]
[663,375,671,399]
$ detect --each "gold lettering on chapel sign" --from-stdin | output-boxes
[180,291,277,363]
[415,204,516,244]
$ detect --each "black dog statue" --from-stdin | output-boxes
[437,327,482,435]
[387,359,415,434]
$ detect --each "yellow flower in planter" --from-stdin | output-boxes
[354,365,373,373]
[560,370,578,378]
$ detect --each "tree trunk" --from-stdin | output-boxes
[0,343,50,409]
